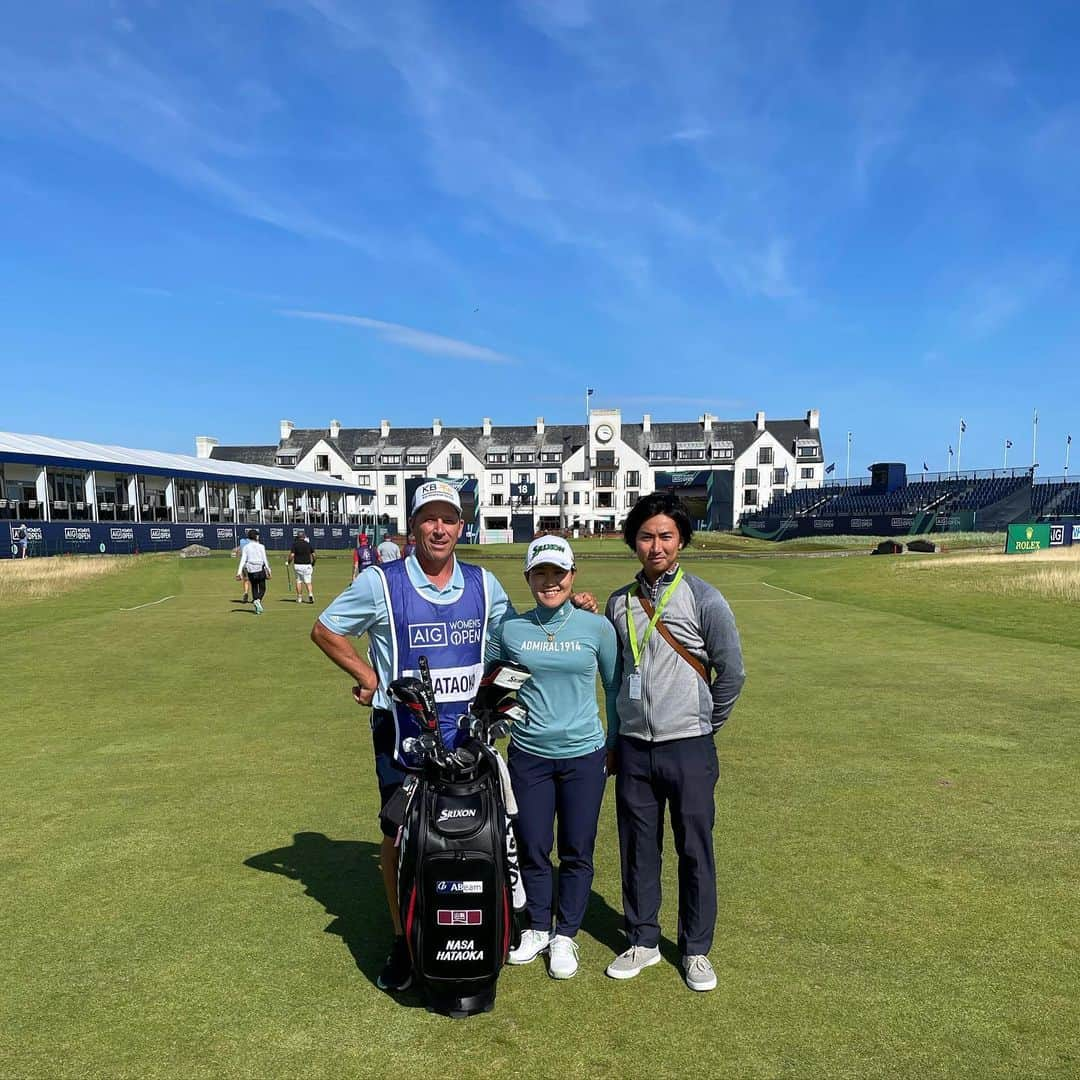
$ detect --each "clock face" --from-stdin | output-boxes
[595,424,613,443]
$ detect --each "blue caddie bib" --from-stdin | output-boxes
[374,559,489,765]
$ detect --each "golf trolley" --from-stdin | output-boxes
[383,656,531,1018]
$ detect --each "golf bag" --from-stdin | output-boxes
[396,749,516,1018]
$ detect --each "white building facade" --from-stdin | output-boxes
[205,408,825,538]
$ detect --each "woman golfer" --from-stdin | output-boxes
[486,536,618,979]
[236,529,271,614]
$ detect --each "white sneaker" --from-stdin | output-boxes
[508,929,551,965]
[548,935,579,980]
[296,596,302,603]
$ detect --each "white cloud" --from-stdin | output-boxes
[280,309,517,364]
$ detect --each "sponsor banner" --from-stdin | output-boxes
[1073,525,1080,543]
[1,521,359,558]
[742,510,978,541]
[436,909,483,926]
[1050,524,1066,547]
[1005,523,1051,554]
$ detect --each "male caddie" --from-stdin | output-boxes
[312,479,596,993]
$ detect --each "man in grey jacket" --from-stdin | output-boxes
[604,492,745,991]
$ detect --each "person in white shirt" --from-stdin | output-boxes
[236,529,272,614]
[377,536,402,563]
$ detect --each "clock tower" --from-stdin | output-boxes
[589,407,621,467]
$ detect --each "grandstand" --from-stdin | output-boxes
[741,461,1080,540]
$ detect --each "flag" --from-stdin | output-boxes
[1070,435,1073,446]
[1033,409,1038,424]
[1006,440,1012,449]
[825,463,836,474]
[960,419,966,433]
[586,388,594,396]
[949,445,953,455]
[922,462,928,471]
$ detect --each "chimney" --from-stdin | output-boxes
[807,408,820,429]
[280,419,295,441]
[433,418,442,437]
[702,413,713,434]
[380,419,390,439]
[755,410,766,432]
[195,436,218,459]
[642,413,651,434]
[482,417,492,437]
[536,417,545,436]
[329,419,341,439]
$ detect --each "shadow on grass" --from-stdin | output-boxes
[579,883,678,968]
[245,832,423,1005]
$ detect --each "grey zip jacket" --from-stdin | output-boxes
[605,569,745,745]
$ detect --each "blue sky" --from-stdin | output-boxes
[2,1,1078,476]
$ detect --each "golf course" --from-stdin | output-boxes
[3,543,1077,1078]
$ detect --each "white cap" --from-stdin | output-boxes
[411,479,462,516]
[524,535,575,573]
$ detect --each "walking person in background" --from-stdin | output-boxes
[604,493,745,992]
[288,531,317,604]
[352,532,378,580]
[401,533,416,560]
[237,531,252,603]
[487,536,618,980]
[236,529,272,614]
[16,524,29,559]
[377,534,402,563]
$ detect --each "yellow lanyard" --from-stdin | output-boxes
[626,567,683,671]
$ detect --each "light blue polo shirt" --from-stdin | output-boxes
[319,554,513,712]
[486,601,619,759]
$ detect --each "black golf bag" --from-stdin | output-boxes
[395,747,517,1017]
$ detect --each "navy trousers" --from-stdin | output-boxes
[615,733,719,956]
[508,744,607,938]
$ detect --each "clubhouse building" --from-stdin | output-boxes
[206,408,825,541]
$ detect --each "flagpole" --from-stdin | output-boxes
[1003,440,1009,470]
[1067,435,1072,480]
[1032,409,1038,474]
[947,446,953,475]
[846,431,852,482]
[957,419,964,476]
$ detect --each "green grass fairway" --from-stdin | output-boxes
[3,550,1077,1079]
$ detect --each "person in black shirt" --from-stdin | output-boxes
[288,532,317,604]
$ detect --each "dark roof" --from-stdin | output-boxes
[223,415,821,470]
[210,444,278,466]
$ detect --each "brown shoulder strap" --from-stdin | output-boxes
[636,592,710,683]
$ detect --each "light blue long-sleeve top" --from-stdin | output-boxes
[486,600,619,759]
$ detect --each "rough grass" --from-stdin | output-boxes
[906,545,1080,601]
[0,554,140,601]
[1,550,1077,1078]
